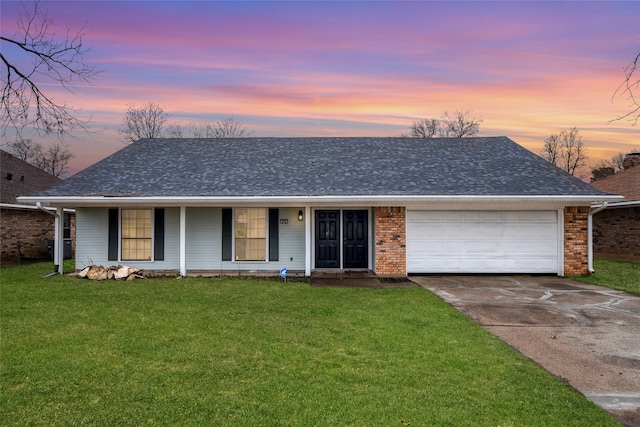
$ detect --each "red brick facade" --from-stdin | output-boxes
[593,207,640,262]
[374,207,406,276]
[0,207,75,264]
[563,206,590,275]
[1,208,54,262]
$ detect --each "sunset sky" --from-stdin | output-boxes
[1,0,639,175]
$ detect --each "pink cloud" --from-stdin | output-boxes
[1,0,637,175]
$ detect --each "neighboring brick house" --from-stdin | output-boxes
[21,137,619,277]
[1,150,75,263]
[590,153,640,262]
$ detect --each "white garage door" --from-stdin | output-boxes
[407,211,559,274]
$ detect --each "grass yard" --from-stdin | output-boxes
[572,258,640,295]
[1,263,620,426]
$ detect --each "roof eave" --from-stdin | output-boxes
[18,194,624,208]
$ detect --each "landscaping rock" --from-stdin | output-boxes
[78,265,143,281]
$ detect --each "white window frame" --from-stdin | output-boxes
[120,208,154,262]
[233,207,268,262]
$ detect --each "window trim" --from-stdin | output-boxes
[63,213,72,239]
[119,208,154,262]
[233,207,268,262]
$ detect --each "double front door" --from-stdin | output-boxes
[315,210,368,269]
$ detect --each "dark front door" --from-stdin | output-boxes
[315,210,340,268]
[343,210,368,268]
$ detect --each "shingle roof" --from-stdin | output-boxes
[33,137,612,198]
[1,150,62,204]
[590,165,640,202]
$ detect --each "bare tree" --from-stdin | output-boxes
[1,0,101,138]
[34,142,74,177]
[440,110,482,137]
[540,134,561,167]
[612,50,640,125]
[166,117,252,138]
[409,118,441,138]
[208,117,252,138]
[182,121,212,138]
[164,123,184,138]
[540,127,588,177]
[409,109,482,138]
[610,152,626,172]
[118,102,168,143]
[188,122,210,138]
[595,152,626,174]
[590,150,637,181]
[563,129,588,177]
[6,138,74,177]
[6,138,40,162]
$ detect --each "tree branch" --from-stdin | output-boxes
[0,1,101,138]
[611,51,640,125]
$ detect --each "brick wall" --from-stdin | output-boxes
[1,208,75,263]
[374,207,406,276]
[1,208,54,262]
[564,206,590,275]
[593,207,640,262]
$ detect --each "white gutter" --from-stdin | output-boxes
[592,200,639,209]
[36,202,63,275]
[588,201,608,273]
[0,202,74,212]
[18,194,624,207]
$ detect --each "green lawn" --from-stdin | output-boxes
[572,258,640,295]
[1,262,619,426]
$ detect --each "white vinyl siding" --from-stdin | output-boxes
[75,208,180,271]
[272,207,306,269]
[186,207,306,271]
[75,208,109,270]
[76,207,306,273]
[186,208,220,270]
[407,210,559,274]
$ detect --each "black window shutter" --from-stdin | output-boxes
[108,208,118,261]
[222,208,232,261]
[269,208,279,261]
[154,209,165,261]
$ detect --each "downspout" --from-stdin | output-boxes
[588,201,608,273]
[36,202,63,275]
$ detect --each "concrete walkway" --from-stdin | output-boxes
[410,275,640,427]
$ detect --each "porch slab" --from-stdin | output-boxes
[310,271,415,288]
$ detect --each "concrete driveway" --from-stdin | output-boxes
[410,275,640,427]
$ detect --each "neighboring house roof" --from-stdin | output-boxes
[591,165,640,204]
[23,137,617,204]
[1,149,62,205]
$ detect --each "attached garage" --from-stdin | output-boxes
[406,210,560,274]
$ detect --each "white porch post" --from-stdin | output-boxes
[180,206,186,276]
[305,206,311,276]
[55,207,64,274]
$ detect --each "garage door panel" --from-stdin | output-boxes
[407,210,558,274]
